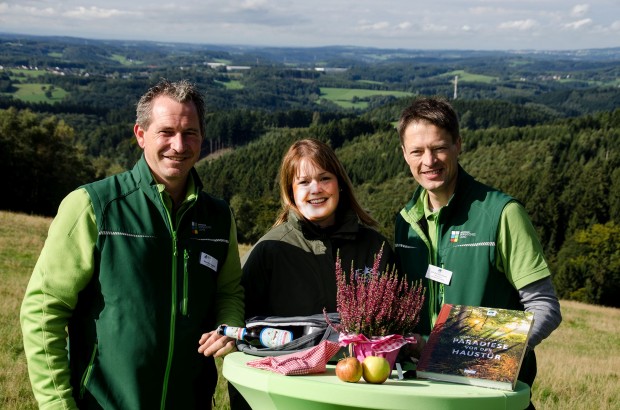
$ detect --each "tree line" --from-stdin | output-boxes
[196,107,620,308]
[1,101,618,308]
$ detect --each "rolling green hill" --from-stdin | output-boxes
[196,108,620,307]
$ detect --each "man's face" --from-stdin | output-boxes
[401,120,461,205]
[134,96,202,189]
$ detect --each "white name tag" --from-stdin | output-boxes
[425,264,453,285]
[200,252,218,271]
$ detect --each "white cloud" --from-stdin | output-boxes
[1,3,56,16]
[356,20,390,31]
[240,0,268,8]
[63,6,130,19]
[0,0,618,50]
[498,19,538,31]
[422,23,448,33]
[564,18,593,29]
[570,4,590,17]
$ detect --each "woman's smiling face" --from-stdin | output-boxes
[292,158,340,227]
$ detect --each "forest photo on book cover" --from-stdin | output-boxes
[421,305,532,384]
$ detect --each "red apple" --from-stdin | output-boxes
[335,357,363,383]
[362,356,391,384]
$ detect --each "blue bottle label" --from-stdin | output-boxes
[259,328,293,348]
[222,326,246,340]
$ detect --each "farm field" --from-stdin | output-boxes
[5,83,68,103]
[319,87,414,109]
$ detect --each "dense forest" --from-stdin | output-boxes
[1,34,619,308]
[194,108,620,308]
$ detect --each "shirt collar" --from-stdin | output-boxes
[155,173,198,213]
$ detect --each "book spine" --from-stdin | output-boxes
[418,303,453,369]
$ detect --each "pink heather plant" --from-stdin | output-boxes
[326,245,425,337]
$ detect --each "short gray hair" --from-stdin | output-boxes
[135,78,206,138]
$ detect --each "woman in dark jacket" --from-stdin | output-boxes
[229,138,394,409]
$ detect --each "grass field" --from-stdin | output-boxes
[6,83,68,103]
[441,70,498,83]
[6,68,49,79]
[215,79,244,90]
[319,87,413,109]
[1,211,618,409]
[109,54,143,65]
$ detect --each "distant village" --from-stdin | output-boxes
[1,61,349,80]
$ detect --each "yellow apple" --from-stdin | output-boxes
[335,357,363,383]
[362,356,391,384]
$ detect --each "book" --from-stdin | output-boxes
[416,304,534,391]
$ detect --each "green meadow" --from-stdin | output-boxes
[6,68,48,79]
[319,87,414,109]
[442,70,498,83]
[215,79,244,90]
[109,54,143,65]
[1,211,618,409]
[2,81,68,104]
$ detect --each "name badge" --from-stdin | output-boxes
[200,252,218,271]
[425,264,453,285]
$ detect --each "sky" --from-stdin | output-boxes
[1,1,619,51]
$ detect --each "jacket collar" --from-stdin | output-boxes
[133,154,203,194]
[288,208,360,239]
[400,164,472,225]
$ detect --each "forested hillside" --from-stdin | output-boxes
[196,108,620,308]
[1,35,619,308]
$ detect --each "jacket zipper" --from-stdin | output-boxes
[160,203,192,410]
[182,249,189,316]
[160,229,178,410]
[436,210,445,310]
[79,342,98,398]
[427,209,445,329]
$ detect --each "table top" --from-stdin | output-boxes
[222,352,530,410]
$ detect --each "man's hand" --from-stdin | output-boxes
[198,329,237,358]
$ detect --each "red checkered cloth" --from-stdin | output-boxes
[338,333,416,354]
[246,340,341,376]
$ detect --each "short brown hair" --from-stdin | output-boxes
[397,97,460,145]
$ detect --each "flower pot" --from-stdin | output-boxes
[352,340,401,370]
[339,333,417,371]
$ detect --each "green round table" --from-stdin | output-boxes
[222,352,530,410]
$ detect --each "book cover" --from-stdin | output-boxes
[416,304,534,391]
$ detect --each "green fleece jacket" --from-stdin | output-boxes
[395,166,552,387]
[20,156,244,409]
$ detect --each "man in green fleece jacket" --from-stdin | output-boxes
[395,97,561,410]
[20,79,244,409]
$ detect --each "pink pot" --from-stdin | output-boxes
[351,338,402,370]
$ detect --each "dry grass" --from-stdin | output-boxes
[532,300,620,409]
[2,211,619,410]
[0,211,50,409]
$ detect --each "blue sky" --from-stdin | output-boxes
[1,1,619,50]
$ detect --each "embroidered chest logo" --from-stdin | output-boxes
[450,230,476,243]
[191,221,211,235]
